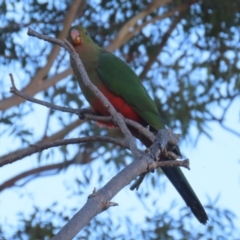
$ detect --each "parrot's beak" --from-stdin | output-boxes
[70,29,81,45]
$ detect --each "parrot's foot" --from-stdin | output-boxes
[150,129,181,161]
[78,108,93,119]
[131,129,182,191]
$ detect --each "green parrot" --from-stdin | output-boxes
[67,25,208,224]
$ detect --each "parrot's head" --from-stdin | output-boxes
[68,25,94,47]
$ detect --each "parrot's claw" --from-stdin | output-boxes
[149,129,181,161]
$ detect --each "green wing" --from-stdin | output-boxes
[96,51,164,130]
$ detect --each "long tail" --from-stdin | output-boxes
[130,126,208,224]
[162,167,208,224]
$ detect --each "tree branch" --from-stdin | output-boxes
[8,73,155,146]
[106,0,171,52]
[0,119,82,164]
[0,159,77,192]
[0,0,83,111]
[121,3,192,51]
[0,136,128,167]
[139,13,183,80]
[9,73,155,145]
[0,1,196,111]
[52,151,189,240]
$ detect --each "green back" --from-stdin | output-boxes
[96,51,164,130]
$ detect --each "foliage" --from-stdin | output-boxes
[0,202,239,239]
[0,0,240,238]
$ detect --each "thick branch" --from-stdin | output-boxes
[52,128,187,239]
[52,152,189,240]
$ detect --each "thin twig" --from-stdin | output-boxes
[10,73,79,114]
[0,119,82,164]
[0,136,128,167]
[9,73,155,145]
[0,159,77,192]
[149,159,189,170]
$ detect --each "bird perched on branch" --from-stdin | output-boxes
[67,25,208,224]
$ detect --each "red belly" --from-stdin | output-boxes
[92,85,144,127]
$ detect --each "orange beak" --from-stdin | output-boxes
[71,29,81,45]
